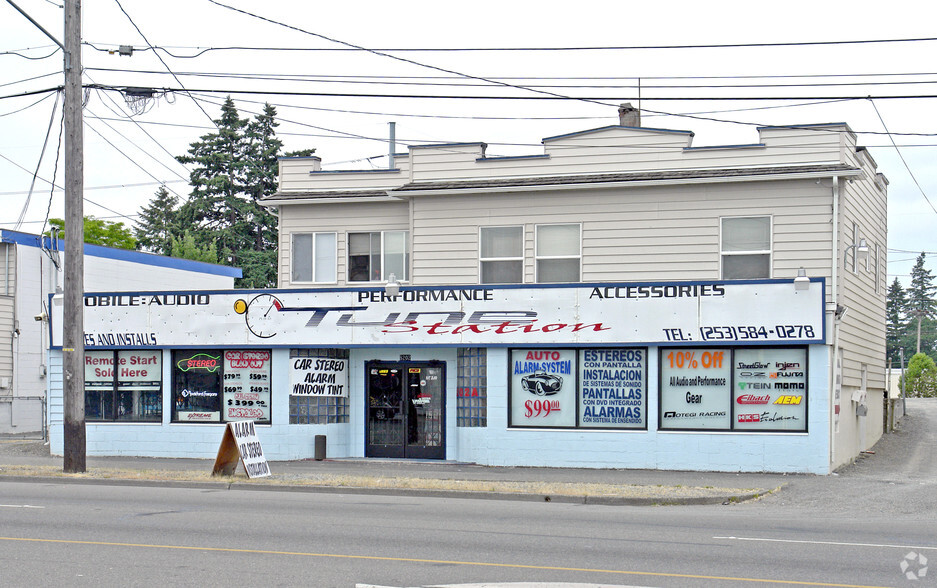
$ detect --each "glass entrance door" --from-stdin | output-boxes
[366,361,445,459]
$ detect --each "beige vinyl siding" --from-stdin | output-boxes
[410,178,834,285]
[838,169,887,390]
[279,201,410,287]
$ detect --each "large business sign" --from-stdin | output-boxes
[53,280,824,348]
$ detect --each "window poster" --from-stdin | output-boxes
[116,350,161,421]
[289,356,349,397]
[223,350,272,423]
[578,348,646,428]
[734,348,807,431]
[510,349,576,427]
[660,349,732,429]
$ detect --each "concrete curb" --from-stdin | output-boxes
[0,473,779,506]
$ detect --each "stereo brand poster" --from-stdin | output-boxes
[734,348,807,430]
[222,350,271,422]
[510,349,576,427]
[660,348,732,429]
[578,348,646,428]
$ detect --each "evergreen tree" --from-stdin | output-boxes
[906,253,937,356]
[174,97,286,287]
[135,185,179,255]
[886,277,909,366]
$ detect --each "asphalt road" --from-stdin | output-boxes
[0,399,934,587]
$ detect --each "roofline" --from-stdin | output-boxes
[542,124,694,142]
[277,155,321,161]
[310,168,402,175]
[756,122,854,133]
[408,141,487,150]
[0,230,242,278]
[392,165,863,196]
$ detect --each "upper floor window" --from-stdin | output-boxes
[536,223,581,283]
[480,226,523,283]
[348,231,409,282]
[292,232,336,283]
[721,216,770,279]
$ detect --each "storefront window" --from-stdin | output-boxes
[457,348,487,427]
[289,349,350,424]
[659,347,807,432]
[509,348,647,429]
[171,350,271,424]
[84,350,162,422]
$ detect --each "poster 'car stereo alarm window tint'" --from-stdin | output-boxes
[172,350,271,424]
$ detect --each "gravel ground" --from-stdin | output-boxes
[0,438,50,457]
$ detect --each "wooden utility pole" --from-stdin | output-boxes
[63,0,85,473]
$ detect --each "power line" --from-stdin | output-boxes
[83,83,937,102]
[82,36,937,56]
[16,91,60,229]
[0,89,57,117]
[0,70,60,89]
[83,66,937,91]
[112,0,219,128]
[203,0,612,109]
[869,98,937,216]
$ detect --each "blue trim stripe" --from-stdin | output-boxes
[1,229,241,278]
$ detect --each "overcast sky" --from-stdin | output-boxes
[2,0,935,285]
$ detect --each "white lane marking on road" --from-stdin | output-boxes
[714,536,937,551]
[0,504,44,509]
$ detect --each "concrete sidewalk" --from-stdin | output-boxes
[0,439,791,506]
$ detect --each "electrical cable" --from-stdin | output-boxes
[112,0,220,128]
[0,48,61,60]
[0,71,60,89]
[15,90,60,229]
[869,98,937,216]
[83,117,186,210]
[82,36,937,56]
[82,66,937,90]
[204,0,613,109]
[87,82,191,178]
[0,90,57,117]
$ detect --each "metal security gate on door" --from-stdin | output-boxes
[365,361,445,459]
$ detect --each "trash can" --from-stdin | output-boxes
[314,435,326,461]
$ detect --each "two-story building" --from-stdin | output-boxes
[48,107,887,473]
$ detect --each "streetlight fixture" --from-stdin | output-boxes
[843,238,869,270]
[385,273,400,297]
[794,267,810,291]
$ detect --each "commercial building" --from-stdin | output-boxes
[49,109,887,473]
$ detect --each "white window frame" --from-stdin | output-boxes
[346,230,409,283]
[720,216,772,280]
[534,223,582,283]
[290,232,337,284]
[479,225,524,284]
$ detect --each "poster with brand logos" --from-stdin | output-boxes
[578,348,646,428]
[660,349,732,429]
[222,350,271,423]
[734,348,807,431]
[510,349,576,427]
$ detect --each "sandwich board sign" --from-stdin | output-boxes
[212,420,271,478]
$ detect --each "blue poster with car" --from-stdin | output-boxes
[510,349,576,427]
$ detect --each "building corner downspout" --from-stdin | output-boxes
[829,175,840,471]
